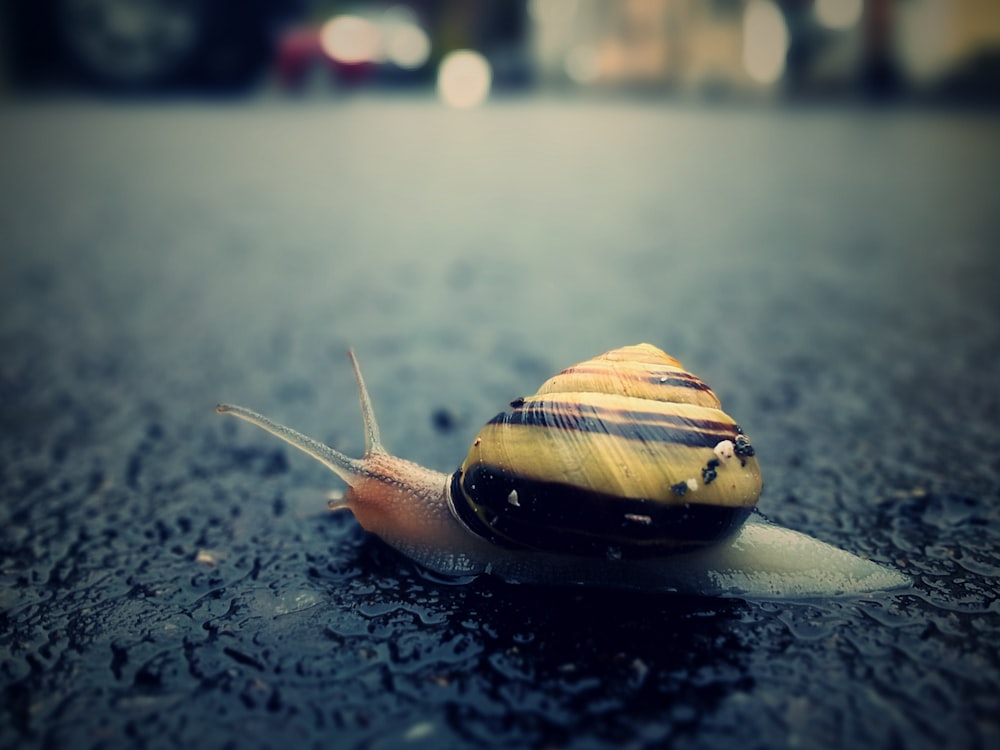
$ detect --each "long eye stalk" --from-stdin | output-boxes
[216,403,365,486]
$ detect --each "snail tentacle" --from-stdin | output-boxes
[216,351,382,485]
[216,403,365,487]
[347,349,383,456]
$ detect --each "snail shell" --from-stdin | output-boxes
[217,344,909,598]
[450,344,761,557]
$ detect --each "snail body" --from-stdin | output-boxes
[217,344,909,598]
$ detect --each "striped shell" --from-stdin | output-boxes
[448,344,762,558]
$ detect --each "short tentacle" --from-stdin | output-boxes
[348,349,384,455]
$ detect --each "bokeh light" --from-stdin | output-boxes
[742,0,789,86]
[382,6,431,70]
[320,15,381,65]
[815,0,864,30]
[437,50,492,108]
[564,44,600,85]
[528,0,579,27]
[385,23,430,69]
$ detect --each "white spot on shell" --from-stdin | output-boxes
[507,489,520,507]
[686,478,699,492]
[714,440,735,461]
[624,513,652,525]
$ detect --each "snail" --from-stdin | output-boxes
[217,344,909,598]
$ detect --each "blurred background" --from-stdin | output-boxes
[1,0,998,105]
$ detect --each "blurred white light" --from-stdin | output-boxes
[565,45,599,84]
[320,15,381,65]
[815,0,863,30]
[528,0,578,27]
[742,0,789,85]
[437,50,492,108]
[385,22,430,69]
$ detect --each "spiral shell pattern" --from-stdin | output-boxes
[449,344,761,558]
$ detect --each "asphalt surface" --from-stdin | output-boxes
[1,96,998,749]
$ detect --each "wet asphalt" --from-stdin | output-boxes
[1,96,998,749]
